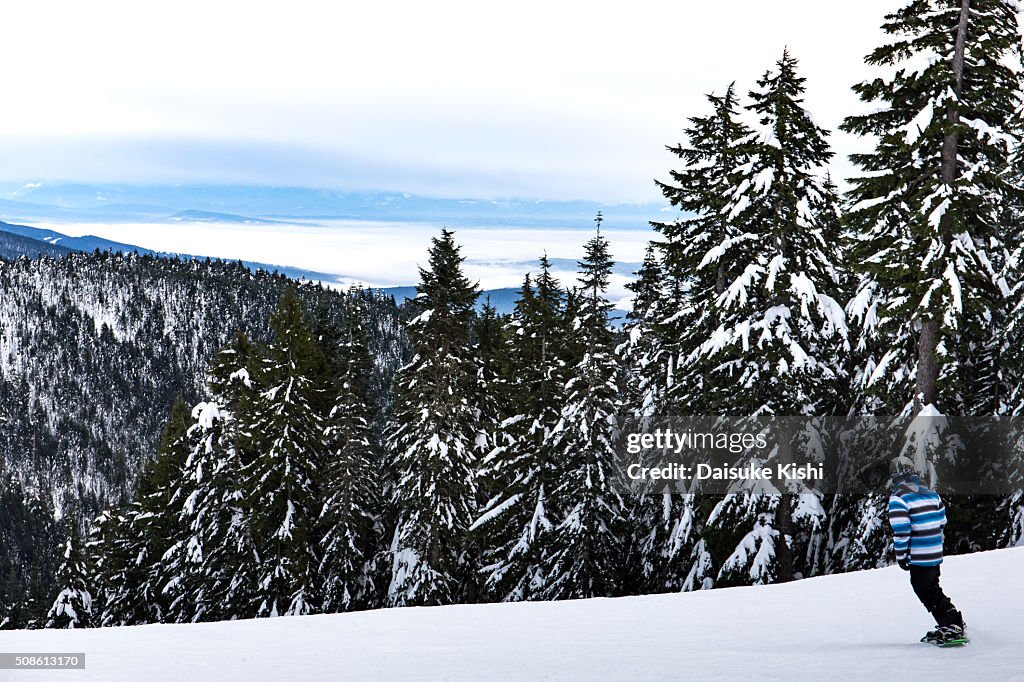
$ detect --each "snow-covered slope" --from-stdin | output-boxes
[5,548,1022,681]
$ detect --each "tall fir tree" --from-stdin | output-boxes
[642,87,757,592]
[464,296,504,602]
[386,228,481,607]
[839,0,1024,572]
[650,82,753,416]
[620,244,669,422]
[243,289,328,616]
[473,297,504,471]
[619,245,695,593]
[318,290,381,612]
[473,257,568,601]
[132,397,192,622]
[709,50,848,417]
[0,477,57,630]
[698,51,845,586]
[1005,156,1024,415]
[541,219,626,600]
[842,0,1024,418]
[1007,158,1024,547]
[165,332,262,622]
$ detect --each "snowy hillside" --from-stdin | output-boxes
[5,548,1021,681]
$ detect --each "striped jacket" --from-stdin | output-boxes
[888,475,946,566]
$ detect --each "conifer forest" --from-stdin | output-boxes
[2,0,1024,629]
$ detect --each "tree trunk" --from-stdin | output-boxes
[774,493,795,583]
[773,421,795,583]
[915,319,940,410]
[941,0,969,191]
[917,0,970,413]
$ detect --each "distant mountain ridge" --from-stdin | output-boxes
[163,210,303,225]
[0,221,585,315]
[0,220,166,255]
[0,228,73,260]
[0,220,342,284]
[0,182,666,229]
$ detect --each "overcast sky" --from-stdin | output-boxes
[1,1,1017,202]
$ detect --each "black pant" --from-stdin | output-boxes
[909,565,963,628]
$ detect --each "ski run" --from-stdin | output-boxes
[3,547,1021,681]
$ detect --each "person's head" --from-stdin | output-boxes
[889,455,918,483]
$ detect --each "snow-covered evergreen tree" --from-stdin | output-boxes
[707,50,847,416]
[1005,154,1024,415]
[243,290,328,617]
[45,526,93,629]
[132,398,192,622]
[473,296,504,475]
[620,244,669,422]
[83,511,114,625]
[842,0,1024,417]
[640,85,761,592]
[386,229,481,607]
[825,491,899,573]
[541,220,626,600]
[650,83,753,416]
[1010,198,1024,546]
[87,510,145,626]
[87,400,193,626]
[166,333,261,622]
[464,296,504,602]
[618,246,704,593]
[318,291,381,612]
[838,0,1024,573]
[473,257,568,601]
[689,52,845,586]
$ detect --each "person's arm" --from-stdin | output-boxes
[888,494,911,569]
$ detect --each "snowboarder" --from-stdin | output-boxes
[887,456,967,646]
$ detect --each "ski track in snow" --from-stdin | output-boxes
[4,548,1022,681]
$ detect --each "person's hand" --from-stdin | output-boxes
[898,558,910,571]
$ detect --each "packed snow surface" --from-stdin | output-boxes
[4,548,1022,681]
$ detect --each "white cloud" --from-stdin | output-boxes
[1,1,1017,201]
[44,218,654,297]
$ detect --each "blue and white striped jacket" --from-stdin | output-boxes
[888,475,946,567]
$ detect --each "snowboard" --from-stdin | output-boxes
[921,633,969,647]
